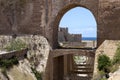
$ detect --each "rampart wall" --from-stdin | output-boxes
[0,0,120,48]
[58,27,82,42]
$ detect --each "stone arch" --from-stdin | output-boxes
[52,3,98,48]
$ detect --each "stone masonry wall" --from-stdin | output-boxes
[58,27,82,42]
[52,0,98,47]
[93,40,120,80]
[0,48,27,60]
[0,0,45,35]
[0,0,120,48]
[98,0,120,45]
[0,35,50,80]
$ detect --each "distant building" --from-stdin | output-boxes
[58,27,82,42]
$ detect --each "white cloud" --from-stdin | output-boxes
[69,27,97,37]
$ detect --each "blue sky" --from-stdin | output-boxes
[59,7,97,37]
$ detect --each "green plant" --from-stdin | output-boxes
[98,54,111,73]
[100,78,107,80]
[99,70,105,76]
[110,64,119,73]
[112,44,120,64]
[0,57,18,79]
[0,57,18,69]
[4,39,27,51]
[31,67,42,80]
[1,67,9,80]
[97,45,120,79]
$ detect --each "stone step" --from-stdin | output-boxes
[71,70,93,74]
[69,76,91,80]
[73,67,93,70]
[75,64,92,66]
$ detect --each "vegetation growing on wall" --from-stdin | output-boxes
[100,78,107,80]
[0,56,18,79]
[97,44,120,79]
[112,44,120,64]
[97,54,111,79]
[0,56,18,69]
[98,54,111,73]
[4,39,27,51]
[31,67,42,80]
[110,44,120,73]
[73,55,86,64]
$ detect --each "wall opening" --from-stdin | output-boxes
[52,4,97,80]
[58,7,97,48]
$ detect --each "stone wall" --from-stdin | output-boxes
[0,0,98,48]
[0,35,50,80]
[98,0,120,46]
[61,41,96,48]
[58,27,68,42]
[0,0,120,79]
[67,34,82,42]
[0,0,120,48]
[52,0,98,47]
[93,40,120,80]
[58,27,82,42]
[0,0,46,35]
[0,48,27,60]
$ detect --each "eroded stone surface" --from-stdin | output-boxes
[0,35,50,80]
[93,40,120,80]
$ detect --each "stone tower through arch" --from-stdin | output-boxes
[52,3,98,48]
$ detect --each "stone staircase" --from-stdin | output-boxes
[64,75,92,80]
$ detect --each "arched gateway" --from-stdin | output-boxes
[0,0,120,80]
[52,3,98,48]
[49,2,98,80]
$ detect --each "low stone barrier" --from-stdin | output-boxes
[0,48,28,60]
